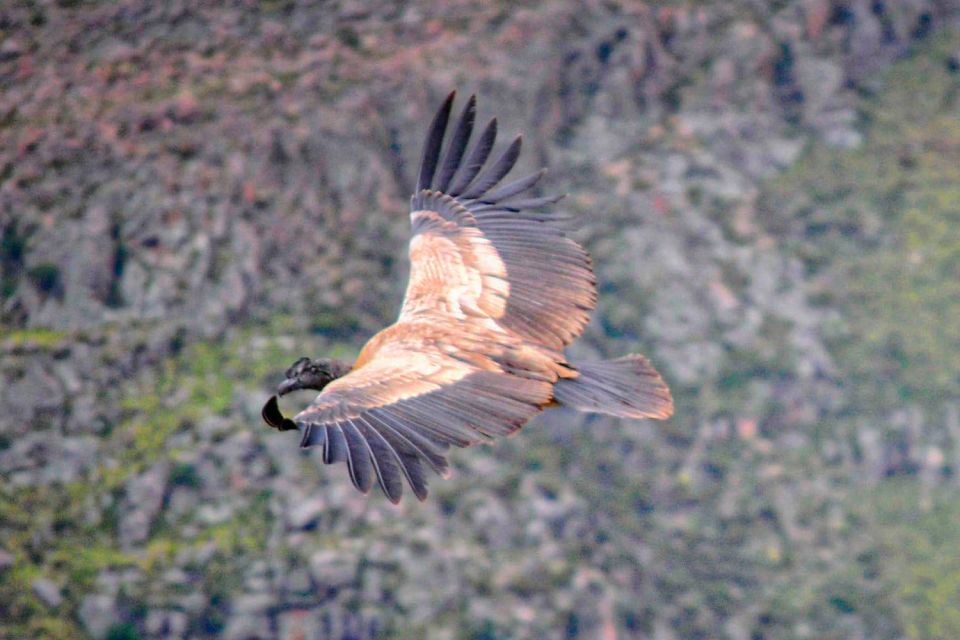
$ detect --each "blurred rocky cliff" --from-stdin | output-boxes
[2,1,960,639]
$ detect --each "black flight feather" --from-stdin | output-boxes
[460,135,522,200]
[447,118,497,196]
[416,91,455,192]
[435,95,476,192]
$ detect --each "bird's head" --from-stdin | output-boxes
[263,357,350,432]
[276,356,345,396]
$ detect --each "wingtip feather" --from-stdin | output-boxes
[436,94,477,192]
[416,91,457,192]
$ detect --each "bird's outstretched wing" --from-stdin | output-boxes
[293,330,555,503]
[291,92,596,502]
[402,92,597,348]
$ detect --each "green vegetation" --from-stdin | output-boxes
[0,480,124,640]
[27,263,61,295]
[1,222,28,300]
[871,480,960,640]
[762,29,960,412]
[757,28,960,638]
[0,327,70,348]
[0,326,337,639]
[105,623,141,640]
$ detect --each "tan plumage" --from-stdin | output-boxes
[263,92,673,503]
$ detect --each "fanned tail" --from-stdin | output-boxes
[553,355,673,420]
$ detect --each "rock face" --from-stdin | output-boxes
[31,577,62,608]
[2,1,960,639]
[118,462,170,549]
[78,594,120,640]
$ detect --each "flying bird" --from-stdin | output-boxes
[262,92,673,503]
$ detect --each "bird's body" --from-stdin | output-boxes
[263,92,673,503]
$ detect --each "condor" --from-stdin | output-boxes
[263,92,673,503]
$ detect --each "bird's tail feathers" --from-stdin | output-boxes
[553,355,673,420]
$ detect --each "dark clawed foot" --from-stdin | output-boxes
[261,395,298,431]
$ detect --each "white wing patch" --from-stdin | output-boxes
[399,209,509,321]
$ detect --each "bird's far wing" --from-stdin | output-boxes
[402,92,597,350]
[291,332,553,503]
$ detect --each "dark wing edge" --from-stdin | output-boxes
[293,370,552,504]
[410,92,597,350]
[413,91,564,217]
